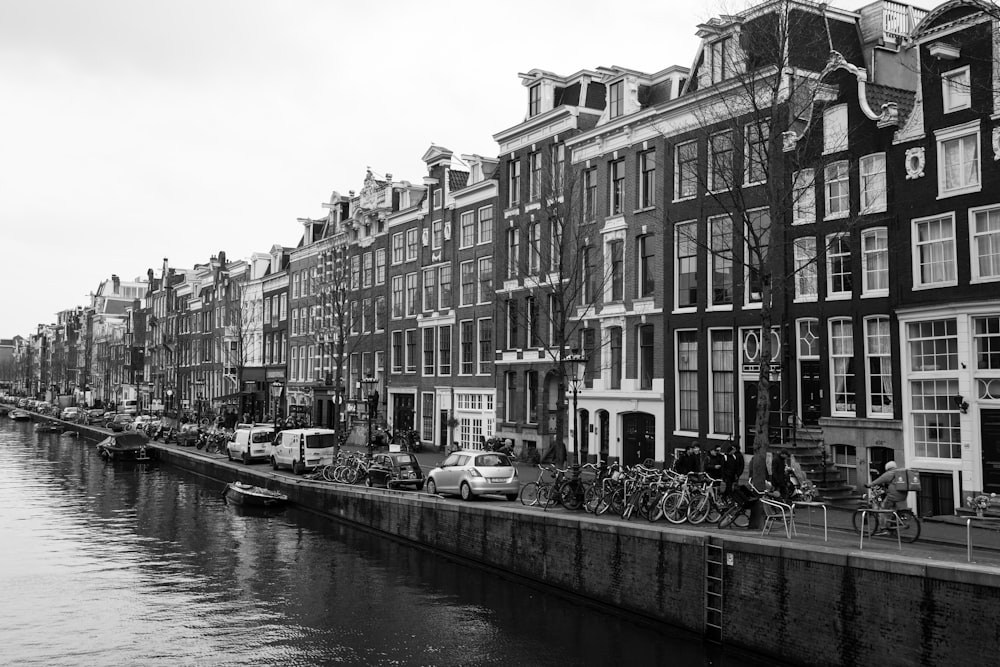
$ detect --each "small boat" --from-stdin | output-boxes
[223,481,289,507]
[35,422,64,434]
[97,433,154,462]
[9,409,31,422]
[0,406,10,416]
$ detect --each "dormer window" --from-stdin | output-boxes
[432,190,442,209]
[709,38,730,84]
[609,81,624,119]
[529,83,541,117]
[942,66,971,113]
[823,104,848,154]
[399,190,410,209]
[469,161,482,184]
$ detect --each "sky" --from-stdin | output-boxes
[0,0,861,337]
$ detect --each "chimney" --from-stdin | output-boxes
[112,275,120,294]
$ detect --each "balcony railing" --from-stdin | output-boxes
[883,1,928,42]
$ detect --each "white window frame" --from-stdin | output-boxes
[824,160,850,220]
[822,104,848,154]
[674,140,698,201]
[675,329,699,434]
[708,131,732,193]
[792,169,815,225]
[942,65,971,114]
[744,122,768,186]
[936,120,981,199]
[793,236,817,302]
[708,328,735,436]
[828,317,856,417]
[912,212,957,289]
[861,227,889,297]
[864,315,893,419]
[478,205,493,245]
[859,153,887,214]
[460,211,476,249]
[970,204,1000,283]
[674,220,698,311]
[708,214,734,310]
[826,232,852,300]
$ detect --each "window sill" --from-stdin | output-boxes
[673,307,698,315]
[912,281,958,290]
[824,212,850,222]
[743,302,763,310]
[937,184,981,200]
[633,206,657,214]
[860,206,887,216]
[860,290,889,299]
[970,276,1000,284]
[706,304,734,312]
[793,296,818,303]
[826,293,851,301]
[791,219,815,226]
[672,195,696,204]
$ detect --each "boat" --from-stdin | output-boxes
[34,422,65,434]
[9,409,31,422]
[223,481,289,507]
[97,433,155,462]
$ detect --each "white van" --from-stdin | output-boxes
[227,424,276,464]
[271,428,338,474]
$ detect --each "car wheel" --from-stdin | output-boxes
[365,477,373,488]
[505,493,518,502]
[426,479,438,495]
[415,481,424,492]
[292,460,304,475]
[242,451,251,465]
[271,456,278,471]
[460,482,474,501]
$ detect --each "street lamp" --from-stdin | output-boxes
[360,375,379,459]
[166,388,173,422]
[270,381,283,431]
[566,350,588,466]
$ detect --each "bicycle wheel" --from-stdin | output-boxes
[595,487,613,515]
[851,509,877,536]
[706,498,724,524]
[647,491,665,522]
[583,485,601,513]
[609,487,626,516]
[663,493,689,524]
[718,505,740,529]
[519,482,540,506]
[687,494,711,524]
[732,511,750,528]
[894,510,921,543]
[560,481,584,511]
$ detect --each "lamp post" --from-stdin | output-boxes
[270,381,283,432]
[166,388,173,423]
[360,375,379,459]
[565,351,588,466]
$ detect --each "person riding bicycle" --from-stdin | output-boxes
[866,460,906,535]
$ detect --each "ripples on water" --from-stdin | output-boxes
[0,421,764,666]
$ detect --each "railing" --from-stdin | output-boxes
[883,1,928,42]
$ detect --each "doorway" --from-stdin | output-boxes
[799,360,821,427]
[916,471,954,517]
[980,409,1000,493]
[578,409,590,462]
[598,410,610,461]
[393,394,415,431]
[622,412,655,467]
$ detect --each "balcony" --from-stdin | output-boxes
[882,1,928,42]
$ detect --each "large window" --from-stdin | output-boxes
[792,169,815,225]
[529,151,542,201]
[913,214,956,288]
[609,80,624,118]
[860,153,887,214]
[421,393,435,443]
[528,222,541,275]
[406,228,419,261]
[608,239,624,301]
[745,122,768,184]
[504,372,517,422]
[942,66,971,113]
[507,228,519,279]
[374,295,385,331]
[609,158,625,215]
[506,299,518,349]
[478,318,492,375]
[937,121,980,197]
[676,221,697,308]
[478,206,493,244]
[824,161,850,219]
[746,209,770,304]
[639,150,656,208]
[638,324,654,390]
[972,205,1000,282]
[637,234,654,298]
[391,275,404,318]
[391,331,403,373]
[438,325,451,376]
[677,330,699,431]
[710,215,733,306]
[908,319,958,372]
[974,316,1000,370]
[422,268,437,312]
[460,261,475,305]
[710,329,734,435]
[675,140,697,199]
[392,232,405,264]
[405,272,418,316]
[460,211,476,248]
[526,371,538,424]
[528,83,540,116]
[823,104,848,154]
[861,227,888,295]
[865,316,893,417]
[507,159,521,207]
[829,318,856,416]
[405,329,416,373]
[422,328,435,376]
[525,296,538,347]
[826,233,852,298]
[583,168,597,221]
[439,265,452,309]
[478,257,493,303]
[709,131,733,192]
[911,379,961,459]
[460,320,474,375]
[609,326,622,390]
[793,237,817,301]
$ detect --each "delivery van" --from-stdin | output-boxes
[271,428,337,474]
[227,424,276,464]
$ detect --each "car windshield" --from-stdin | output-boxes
[394,454,415,464]
[475,454,511,467]
[250,431,273,443]
[304,433,337,449]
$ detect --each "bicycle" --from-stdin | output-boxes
[852,485,921,543]
[519,465,556,507]
[717,481,765,529]
[686,474,728,524]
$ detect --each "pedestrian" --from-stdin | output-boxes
[689,441,706,473]
[706,444,725,480]
[722,444,743,498]
[672,446,692,474]
[771,450,790,498]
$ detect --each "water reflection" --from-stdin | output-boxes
[0,420,769,666]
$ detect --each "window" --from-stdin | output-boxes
[478,206,493,244]
[708,38,730,84]
[829,318,856,415]
[460,261,475,305]
[460,211,476,248]
[675,141,697,199]
[709,132,732,192]
[746,209,770,304]
[942,66,971,113]
[549,218,562,272]
[392,232,405,264]
[609,326,623,390]
[528,222,541,274]
[861,227,888,295]
[676,222,697,308]
[432,189,442,209]
[351,255,361,289]
[609,158,625,215]
[638,150,656,208]
[550,143,565,191]
[824,161,850,219]
[460,321,474,375]
[432,219,444,250]
[439,265,452,310]
[710,329,734,435]
[405,329,417,373]
[375,296,385,331]
[421,393,435,442]
[419,328,433,376]
[937,122,980,196]
[832,445,859,488]
[529,151,542,200]
[506,299,519,349]
[405,272,418,316]
[422,268,437,312]
[291,347,299,380]
[710,215,734,306]
[913,214,956,288]
[823,104,848,154]
[391,275,404,318]
[526,371,538,423]
[507,159,521,207]
[362,251,373,287]
[865,316,893,417]
[362,297,372,332]
[911,379,961,459]
[974,316,1000,369]
[406,228,419,261]
[507,228,519,279]
[677,330,698,431]
[528,83,541,117]
[637,234,654,298]
[609,80,624,118]
[972,206,1000,281]
[608,239,624,301]
[581,246,594,304]
[860,153,886,214]
[525,296,538,347]
[826,233,852,298]
[793,237,817,301]
[908,319,958,372]
[438,325,451,376]
[638,324,654,390]
[478,318,492,375]
[745,122,768,184]
[478,257,493,303]
[583,168,597,221]
[504,372,517,421]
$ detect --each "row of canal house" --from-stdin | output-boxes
[24,0,999,515]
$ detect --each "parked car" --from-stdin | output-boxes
[107,414,134,432]
[61,407,83,422]
[271,428,337,474]
[85,408,106,424]
[227,424,276,464]
[424,450,519,501]
[176,423,202,446]
[366,452,424,490]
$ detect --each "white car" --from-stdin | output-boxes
[227,425,276,464]
[60,407,83,422]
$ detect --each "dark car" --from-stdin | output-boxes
[107,414,134,432]
[366,452,424,490]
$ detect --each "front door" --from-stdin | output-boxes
[439,409,449,450]
[916,471,955,517]
[799,361,822,427]
[980,409,1000,493]
[393,394,415,431]
[622,413,655,467]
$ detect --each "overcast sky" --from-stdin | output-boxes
[0,0,860,337]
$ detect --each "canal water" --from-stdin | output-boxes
[0,420,770,666]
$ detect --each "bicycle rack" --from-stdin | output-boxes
[704,540,724,643]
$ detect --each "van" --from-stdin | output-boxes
[121,400,138,415]
[227,425,276,464]
[271,428,338,474]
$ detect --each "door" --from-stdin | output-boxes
[579,410,591,462]
[622,413,655,467]
[439,409,449,450]
[916,471,954,517]
[980,409,1000,493]
[394,394,415,431]
[599,411,610,461]
[799,361,822,427]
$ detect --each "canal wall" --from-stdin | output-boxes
[88,434,1000,666]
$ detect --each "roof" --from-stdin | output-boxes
[448,170,469,192]
[866,83,916,126]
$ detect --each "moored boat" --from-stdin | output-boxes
[97,433,154,462]
[9,409,31,421]
[223,481,288,507]
[34,422,64,433]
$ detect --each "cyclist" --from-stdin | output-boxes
[865,460,906,535]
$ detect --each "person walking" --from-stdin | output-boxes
[771,450,790,498]
[722,444,744,498]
